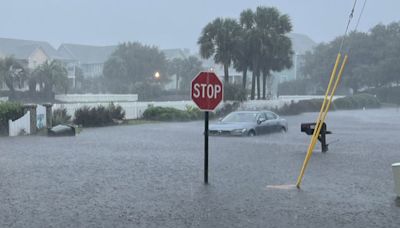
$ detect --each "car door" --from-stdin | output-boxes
[255,112,268,135]
[265,112,279,132]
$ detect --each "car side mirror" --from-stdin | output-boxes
[257,117,266,125]
[218,117,223,122]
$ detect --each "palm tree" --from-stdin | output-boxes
[0,56,27,95]
[168,58,185,90]
[168,56,204,91]
[233,29,252,90]
[198,18,242,84]
[239,7,293,99]
[32,60,68,98]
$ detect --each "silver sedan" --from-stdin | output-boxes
[209,111,288,136]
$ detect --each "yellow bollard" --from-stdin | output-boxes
[296,54,348,188]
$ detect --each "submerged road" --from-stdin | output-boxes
[0,108,399,227]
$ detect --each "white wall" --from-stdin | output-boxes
[9,111,30,136]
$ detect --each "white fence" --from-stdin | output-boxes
[55,94,138,103]
[53,101,195,120]
[36,104,46,129]
[9,111,30,136]
[53,96,344,120]
[240,96,345,111]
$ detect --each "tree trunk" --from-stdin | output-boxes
[256,72,260,100]
[242,68,247,90]
[262,71,267,100]
[224,64,229,84]
[251,73,255,100]
[175,74,180,90]
[267,74,274,99]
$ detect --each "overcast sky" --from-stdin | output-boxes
[0,0,398,51]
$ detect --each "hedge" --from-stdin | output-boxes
[363,86,400,105]
[0,102,24,135]
[142,105,204,121]
[333,93,380,109]
[73,103,125,127]
[275,94,380,116]
[276,99,328,116]
[52,107,72,126]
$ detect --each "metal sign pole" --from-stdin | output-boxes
[204,111,209,184]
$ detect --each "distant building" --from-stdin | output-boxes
[273,33,316,83]
[0,37,65,91]
[57,44,117,81]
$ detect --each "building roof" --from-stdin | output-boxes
[0,37,60,59]
[58,43,117,64]
[287,33,316,54]
[162,48,191,60]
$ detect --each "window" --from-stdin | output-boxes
[265,112,277,120]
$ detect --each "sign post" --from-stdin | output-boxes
[191,72,223,184]
[204,111,209,183]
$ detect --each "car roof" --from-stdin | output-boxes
[231,110,275,114]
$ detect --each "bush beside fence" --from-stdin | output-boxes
[0,102,24,135]
[143,105,203,121]
[73,103,125,127]
[275,94,380,116]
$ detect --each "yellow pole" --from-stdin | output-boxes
[320,55,349,122]
[301,55,349,177]
[303,55,348,171]
[295,53,343,188]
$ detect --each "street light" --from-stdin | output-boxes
[154,71,160,79]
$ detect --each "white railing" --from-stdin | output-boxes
[9,111,30,136]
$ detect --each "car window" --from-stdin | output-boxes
[222,112,258,122]
[265,112,277,120]
[258,112,267,120]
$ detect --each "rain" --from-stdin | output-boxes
[0,1,400,227]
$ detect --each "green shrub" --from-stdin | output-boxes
[73,103,125,127]
[276,99,327,116]
[0,102,24,135]
[364,86,400,105]
[142,106,191,121]
[185,105,203,120]
[334,94,380,109]
[108,103,126,120]
[52,107,72,126]
[274,94,380,116]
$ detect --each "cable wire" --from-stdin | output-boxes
[339,0,358,53]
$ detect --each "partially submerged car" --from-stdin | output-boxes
[209,111,288,136]
[48,124,76,137]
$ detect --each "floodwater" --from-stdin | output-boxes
[0,108,399,227]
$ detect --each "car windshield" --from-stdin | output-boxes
[221,112,258,123]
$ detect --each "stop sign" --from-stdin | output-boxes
[191,72,223,111]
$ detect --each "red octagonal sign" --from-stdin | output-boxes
[191,71,223,111]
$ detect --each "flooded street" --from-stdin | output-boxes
[1,108,399,227]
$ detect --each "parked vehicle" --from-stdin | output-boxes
[209,111,288,136]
